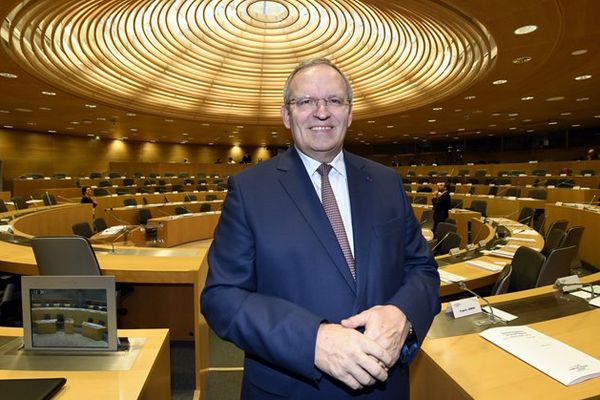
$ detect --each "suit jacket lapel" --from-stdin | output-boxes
[345,152,374,302]
[276,148,357,294]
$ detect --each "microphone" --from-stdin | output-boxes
[431,232,452,254]
[471,217,489,246]
[163,195,169,204]
[587,194,597,206]
[452,199,463,209]
[453,281,497,322]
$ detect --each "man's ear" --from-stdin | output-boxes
[281,105,291,129]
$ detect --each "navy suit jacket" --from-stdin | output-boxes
[201,148,440,399]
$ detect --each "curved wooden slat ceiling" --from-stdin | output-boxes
[0,0,599,147]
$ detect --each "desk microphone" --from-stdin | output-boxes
[452,281,497,322]
[431,232,452,254]
[586,194,597,206]
[471,217,489,246]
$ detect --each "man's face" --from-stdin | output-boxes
[281,64,352,163]
[85,187,92,196]
[437,183,446,192]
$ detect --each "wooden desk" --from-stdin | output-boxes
[151,212,221,247]
[411,276,600,400]
[104,201,222,225]
[0,327,171,400]
[412,205,480,248]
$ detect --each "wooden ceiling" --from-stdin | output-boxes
[1,0,599,148]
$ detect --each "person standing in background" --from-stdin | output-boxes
[432,181,451,231]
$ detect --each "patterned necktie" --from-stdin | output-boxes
[317,163,356,280]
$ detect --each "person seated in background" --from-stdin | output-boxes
[227,157,237,164]
[432,181,451,231]
[240,153,252,164]
[587,148,599,160]
[80,186,97,208]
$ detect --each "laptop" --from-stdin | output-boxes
[0,377,66,400]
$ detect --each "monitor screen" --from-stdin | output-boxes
[21,276,118,351]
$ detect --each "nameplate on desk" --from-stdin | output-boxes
[478,240,487,248]
[438,270,466,283]
[466,243,478,251]
[584,173,592,177]
[446,297,482,319]
[449,247,461,256]
[480,326,600,386]
[573,186,581,190]
[466,260,504,272]
[547,185,556,188]
[555,201,563,206]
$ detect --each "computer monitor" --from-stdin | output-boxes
[21,275,118,351]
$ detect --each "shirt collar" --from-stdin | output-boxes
[295,146,347,178]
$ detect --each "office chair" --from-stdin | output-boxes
[133,172,143,178]
[98,180,112,187]
[491,265,512,295]
[420,209,433,230]
[488,186,498,196]
[467,200,487,217]
[184,194,197,202]
[206,194,218,201]
[580,169,595,176]
[42,193,57,206]
[413,196,427,205]
[93,218,108,233]
[89,172,102,179]
[32,236,101,275]
[517,207,535,226]
[507,247,546,293]
[72,222,94,238]
[528,188,547,200]
[433,222,457,242]
[544,219,568,240]
[450,199,463,209]
[122,178,135,186]
[536,246,578,287]
[11,196,28,210]
[172,184,184,192]
[416,186,433,193]
[434,232,462,256]
[444,218,457,226]
[199,203,212,212]
[138,209,152,225]
[197,185,208,192]
[175,206,190,215]
[504,187,521,197]
[123,198,137,207]
[116,187,130,195]
[561,226,585,268]
[178,172,189,178]
[108,172,121,179]
[0,199,8,213]
[93,188,110,196]
[541,229,565,257]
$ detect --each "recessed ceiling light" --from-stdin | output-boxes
[236,125,244,128]
[508,113,519,117]
[429,131,436,135]
[571,124,581,127]
[85,104,97,108]
[367,120,375,123]
[228,135,235,138]
[464,95,476,100]
[527,129,535,133]
[26,122,36,126]
[82,120,92,124]
[39,107,51,111]
[472,110,483,114]
[0,72,18,78]
[491,112,502,116]
[164,119,174,122]
[454,109,462,112]
[521,96,534,101]
[65,127,74,130]
[523,119,532,122]
[571,49,588,56]
[130,128,138,132]
[488,124,497,127]
[41,91,56,96]
[403,134,409,137]
[48,130,56,133]
[453,137,460,140]
[595,115,600,119]
[96,117,106,121]
[509,127,517,130]
[492,79,508,85]
[576,97,590,102]
[432,107,443,111]
[546,96,565,101]
[201,123,210,126]
[271,131,277,135]
[70,121,80,125]
[560,112,572,116]
[386,125,394,128]
[413,137,419,140]
[548,121,558,125]
[392,141,398,144]
[512,56,532,64]
[126,112,136,116]
[514,25,538,35]
[87,133,94,137]
[0,110,9,113]
[575,74,592,81]
[488,133,495,137]
[182,132,189,136]
[15,108,32,112]
[150,139,157,143]
[457,128,465,132]
[427,119,436,123]
[3,125,14,129]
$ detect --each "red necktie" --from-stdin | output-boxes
[317,163,356,280]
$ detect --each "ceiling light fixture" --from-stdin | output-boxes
[0,72,18,78]
[514,25,538,35]
[574,74,592,81]
[492,79,507,85]
[512,56,532,64]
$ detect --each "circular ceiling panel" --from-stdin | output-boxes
[2,0,496,124]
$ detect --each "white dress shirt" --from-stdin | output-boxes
[296,147,355,257]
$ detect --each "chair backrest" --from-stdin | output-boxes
[123,178,134,186]
[206,194,218,201]
[468,200,487,217]
[116,188,130,195]
[172,184,184,192]
[508,246,546,292]
[98,180,112,187]
[561,226,585,250]
[108,172,121,179]
[517,207,535,226]
[444,218,457,225]
[0,199,8,213]
[420,209,433,229]
[505,187,521,197]
[434,222,457,241]
[72,222,94,238]
[31,236,101,276]
[497,170,508,177]
[93,188,110,196]
[123,198,137,207]
[491,265,512,295]
[436,232,462,255]
[138,209,152,225]
[416,186,433,193]
[413,196,427,205]
[199,203,212,212]
[542,228,566,257]
[544,219,568,240]
[89,172,102,179]
[184,194,197,202]
[488,186,498,196]
[11,196,28,210]
[42,193,57,206]
[532,169,546,176]
[528,188,547,200]
[133,172,143,178]
[175,206,190,215]
[536,246,578,287]
[580,169,595,176]
[93,218,107,233]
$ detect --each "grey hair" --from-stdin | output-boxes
[282,58,353,104]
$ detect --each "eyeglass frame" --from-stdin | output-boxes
[285,96,352,111]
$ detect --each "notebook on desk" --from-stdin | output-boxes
[0,378,66,400]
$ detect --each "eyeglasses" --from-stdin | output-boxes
[286,96,351,111]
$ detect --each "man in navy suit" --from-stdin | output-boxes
[201,59,440,399]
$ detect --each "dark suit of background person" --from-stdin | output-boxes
[80,186,97,208]
[201,59,440,399]
[431,183,451,231]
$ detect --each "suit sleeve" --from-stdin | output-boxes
[385,178,440,350]
[201,175,324,380]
